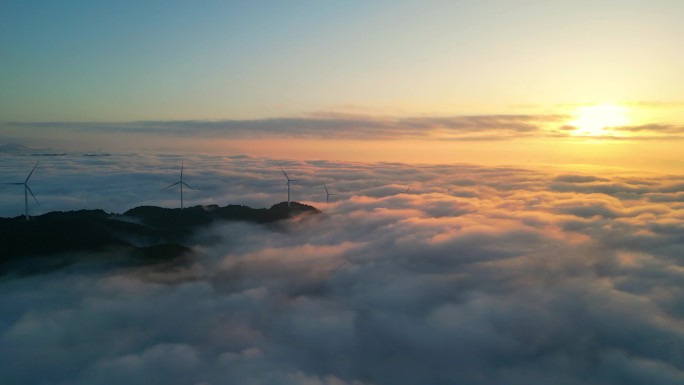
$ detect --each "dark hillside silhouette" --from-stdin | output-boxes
[0,202,319,275]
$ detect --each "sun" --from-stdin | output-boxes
[569,104,630,136]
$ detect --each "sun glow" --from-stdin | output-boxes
[569,104,630,136]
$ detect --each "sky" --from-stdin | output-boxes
[2,2,684,384]
[1,0,684,169]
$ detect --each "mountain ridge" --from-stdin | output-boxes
[0,201,320,276]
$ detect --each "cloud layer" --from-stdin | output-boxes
[7,113,567,141]
[1,153,684,384]
[10,111,684,146]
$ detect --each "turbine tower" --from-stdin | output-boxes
[162,162,195,209]
[280,167,300,207]
[323,184,338,204]
[4,161,40,220]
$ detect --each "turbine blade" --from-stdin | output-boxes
[161,181,181,191]
[280,167,289,180]
[181,182,196,191]
[3,182,24,185]
[181,162,184,180]
[26,185,40,206]
[405,183,413,193]
[25,161,39,183]
[324,184,329,194]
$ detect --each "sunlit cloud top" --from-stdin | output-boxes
[2,153,684,384]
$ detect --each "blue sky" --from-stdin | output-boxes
[2,0,682,122]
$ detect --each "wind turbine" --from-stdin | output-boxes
[280,167,300,207]
[323,184,338,204]
[4,161,40,220]
[161,162,195,209]
[404,183,413,194]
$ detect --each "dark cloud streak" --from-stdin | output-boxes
[9,113,567,141]
[12,113,684,142]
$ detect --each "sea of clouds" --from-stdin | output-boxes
[1,152,684,385]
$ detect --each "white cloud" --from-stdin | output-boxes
[1,153,684,384]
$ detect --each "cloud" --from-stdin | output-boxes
[1,153,684,384]
[610,124,684,135]
[8,113,566,141]
[553,174,609,183]
[9,111,684,146]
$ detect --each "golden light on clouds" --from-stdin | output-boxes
[568,104,630,136]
